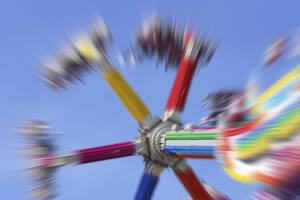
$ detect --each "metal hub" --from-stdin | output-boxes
[139,120,182,167]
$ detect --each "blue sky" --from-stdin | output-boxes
[1,0,300,199]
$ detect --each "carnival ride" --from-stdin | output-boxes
[19,15,300,200]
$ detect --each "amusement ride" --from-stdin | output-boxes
[19,14,300,200]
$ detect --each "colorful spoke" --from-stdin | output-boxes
[25,141,138,173]
[74,38,153,125]
[164,130,217,158]
[164,34,200,121]
[175,155,215,159]
[134,165,163,200]
[101,67,152,124]
[173,161,212,200]
[76,141,137,163]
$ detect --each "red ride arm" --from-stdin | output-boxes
[173,162,212,200]
[165,32,202,119]
[165,57,199,112]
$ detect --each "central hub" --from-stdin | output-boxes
[144,120,182,167]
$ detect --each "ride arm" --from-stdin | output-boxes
[163,128,217,159]
[173,160,212,200]
[134,164,164,200]
[164,32,202,122]
[75,38,155,126]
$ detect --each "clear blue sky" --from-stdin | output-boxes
[1,0,300,199]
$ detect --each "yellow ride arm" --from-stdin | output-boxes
[75,37,151,123]
[102,67,151,122]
